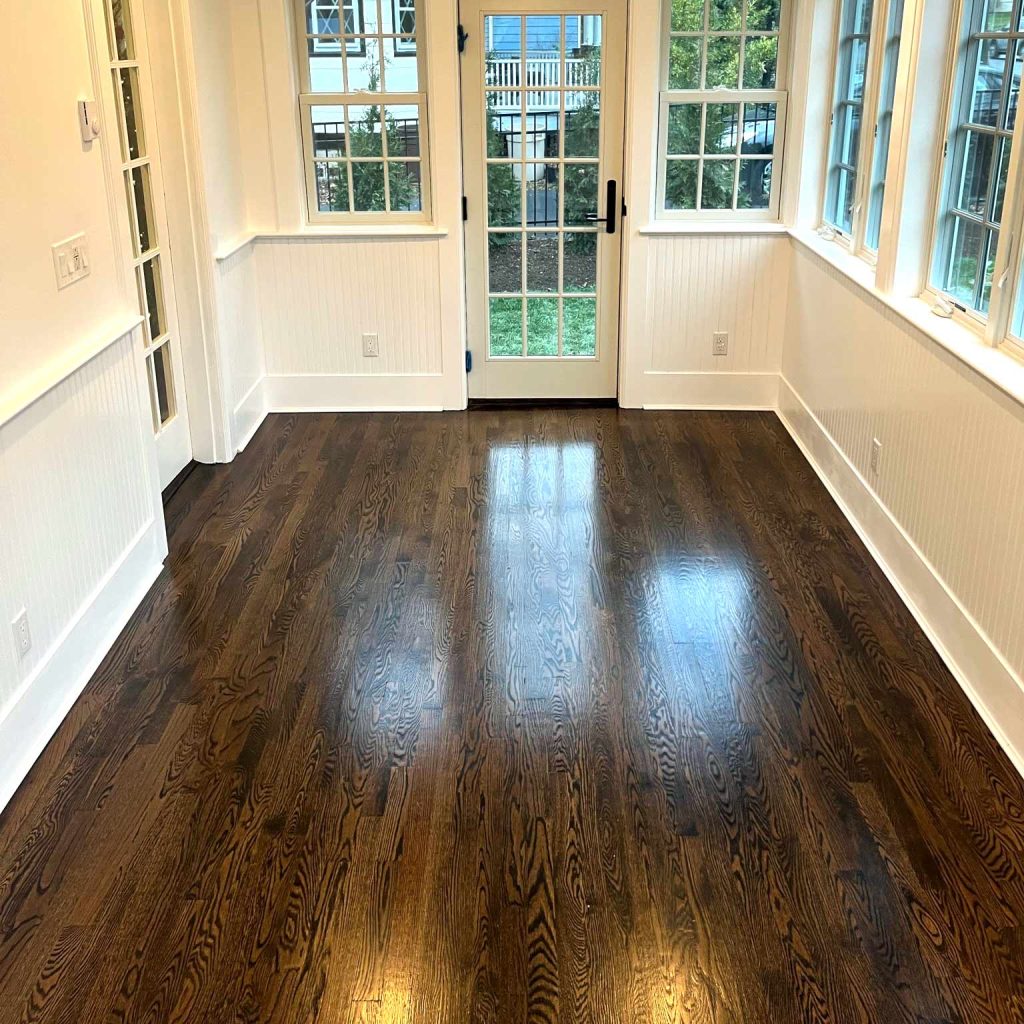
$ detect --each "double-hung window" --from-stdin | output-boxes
[294,0,430,222]
[931,0,1023,320]
[823,0,905,253]
[658,0,789,218]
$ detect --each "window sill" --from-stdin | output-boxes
[638,221,789,237]
[789,226,1024,410]
[214,225,450,261]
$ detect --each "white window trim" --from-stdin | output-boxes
[292,0,432,226]
[655,0,792,222]
[922,0,1024,349]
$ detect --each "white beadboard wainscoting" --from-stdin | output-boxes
[780,242,1024,775]
[217,244,268,451]
[622,232,792,408]
[0,327,166,811]
[254,236,450,411]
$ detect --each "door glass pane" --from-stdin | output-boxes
[524,163,558,227]
[564,164,597,226]
[105,0,135,61]
[526,232,559,292]
[138,257,165,343]
[490,298,523,357]
[563,298,596,356]
[482,13,605,362]
[489,233,522,293]
[128,165,156,256]
[563,233,597,292]
[152,342,175,426]
[526,297,559,355]
[488,165,521,226]
[117,68,145,161]
[565,93,600,157]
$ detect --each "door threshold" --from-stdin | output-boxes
[468,398,619,410]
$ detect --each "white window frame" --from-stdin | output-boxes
[821,0,888,256]
[656,0,791,221]
[925,0,1024,345]
[293,0,431,225]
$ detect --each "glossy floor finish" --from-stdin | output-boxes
[2,411,1024,1024]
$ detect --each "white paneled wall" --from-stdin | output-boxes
[217,245,267,450]
[0,330,166,808]
[255,238,445,377]
[648,235,790,373]
[782,243,1024,767]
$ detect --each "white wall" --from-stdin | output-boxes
[181,0,269,451]
[0,0,130,401]
[0,0,167,809]
[206,0,466,412]
[781,241,1024,771]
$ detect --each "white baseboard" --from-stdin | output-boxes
[233,377,268,454]
[0,519,165,814]
[642,371,780,410]
[264,373,446,412]
[777,376,1024,778]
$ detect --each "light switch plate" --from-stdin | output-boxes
[52,233,90,290]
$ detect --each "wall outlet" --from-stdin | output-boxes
[11,609,31,659]
[870,438,882,475]
[52,233,90,290]
[362,332,380,358]
[713,331,729,356]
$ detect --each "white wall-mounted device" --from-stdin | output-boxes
[78,100,101,143]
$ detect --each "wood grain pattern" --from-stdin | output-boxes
[2,410,1024,1023]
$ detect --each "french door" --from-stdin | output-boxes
[461,1,627,399]
[103,0,193,489]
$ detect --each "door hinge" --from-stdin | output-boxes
[943,140,949,159]
[462,196,468,221]
[466,350,473,373]
[458,24,469,53]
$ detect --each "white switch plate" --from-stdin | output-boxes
[870,438,882,475]
[11,609,31,659]
[713,331,729,356]
[362,332,380,358]
[52,233,90,290]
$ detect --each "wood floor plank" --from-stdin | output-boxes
[2,410,1023,1023]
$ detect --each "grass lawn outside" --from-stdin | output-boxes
[489,296,597,358]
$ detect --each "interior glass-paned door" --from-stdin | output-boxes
[104,0,193,488]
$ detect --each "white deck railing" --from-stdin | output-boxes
[487,57,594,110]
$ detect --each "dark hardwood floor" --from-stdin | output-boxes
[2,410,1024,1023]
